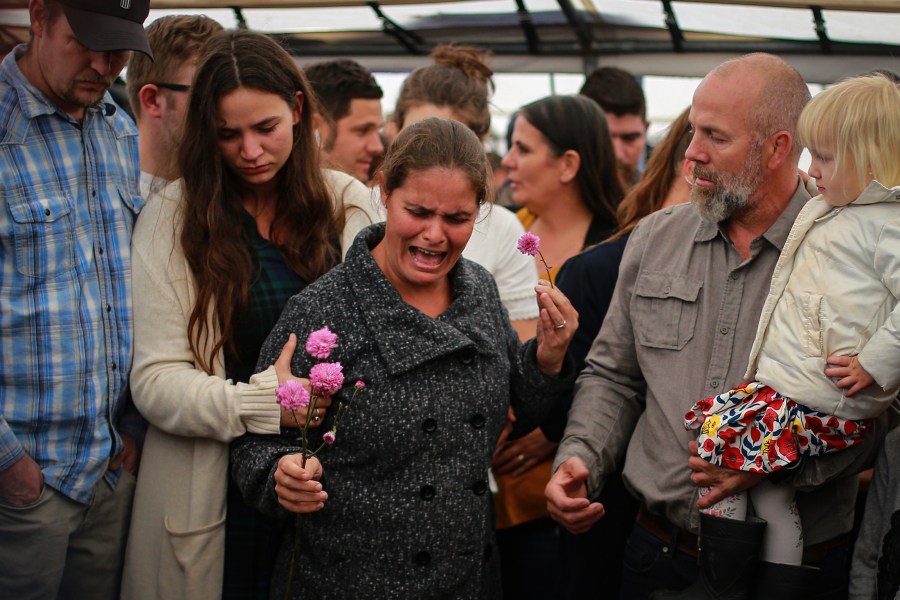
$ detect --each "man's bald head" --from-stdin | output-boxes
[706,53,810,160]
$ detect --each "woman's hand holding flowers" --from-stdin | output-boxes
[274,454,327,513]
[534,280,578,377]
[272,326,365,599]
[274,333,332,428]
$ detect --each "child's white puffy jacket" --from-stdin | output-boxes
[746,181,900,420]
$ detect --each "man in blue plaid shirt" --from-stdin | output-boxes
[0,0,151,597]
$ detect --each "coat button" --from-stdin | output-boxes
[461,353,474,365]
[422,418,437,433]
[469,414,486,429]
[471,481,488,495]
[420,484,436,500]
[415,550,431,566]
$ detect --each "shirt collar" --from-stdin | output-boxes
[345,223,489,376]
[2,45,117,123]
[693,176,811,252]
[851,180,900,206]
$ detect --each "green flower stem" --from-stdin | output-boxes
[283,387,363,600]
[285,402,313,600]
[300,396,320,469]
[284,512,302,600]
[536,250,555,288]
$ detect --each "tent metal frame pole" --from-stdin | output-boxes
[514,0,541,54]
[231,6,248,29]
[368,1,425,54]
[811,6,832,54]
[555,0,593,53]
[662,0,685,52]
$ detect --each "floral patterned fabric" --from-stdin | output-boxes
[685,381,871,473]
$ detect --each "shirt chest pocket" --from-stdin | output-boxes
[632,272,702,351]
[6,184,75,279]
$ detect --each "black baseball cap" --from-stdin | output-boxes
[59,0,153,59]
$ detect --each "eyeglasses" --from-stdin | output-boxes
[153,82,191,92]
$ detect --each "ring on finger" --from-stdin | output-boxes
[517,453,526,463]
[554,320,567,330]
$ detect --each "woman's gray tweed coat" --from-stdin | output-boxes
[232,223,574,599]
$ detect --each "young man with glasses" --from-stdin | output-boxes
[125,15,223,189]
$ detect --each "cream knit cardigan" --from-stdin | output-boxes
[121,170,378,599]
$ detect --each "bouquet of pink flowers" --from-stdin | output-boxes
[275,326,365,600]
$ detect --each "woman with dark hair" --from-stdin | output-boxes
[122,30,375,599]
[231,118,579,598]
[493,94,625,598]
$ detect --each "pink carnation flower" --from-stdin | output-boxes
[517,232,541,257]
[323,430,336,445]
[305,326,338,360]
[354,380,366,390]
[310,362,344,396]
[276,380,310,411]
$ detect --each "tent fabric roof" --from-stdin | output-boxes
[1,0,898,81]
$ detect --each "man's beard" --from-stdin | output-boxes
[62,76,113,110]
[690,141,764,223]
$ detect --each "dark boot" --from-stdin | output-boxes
[651,513,767,600]
[750,561,818,600]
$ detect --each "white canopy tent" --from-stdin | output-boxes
[1,0,897,150]
[1,0,899,82]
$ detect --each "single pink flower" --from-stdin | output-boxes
[354,380,366,390]
[323,430,336,445]
[517,232,541,257]
[276,380,310,411]
[310,362,344,396]
[516,231,555,288]
[305,326,338,360]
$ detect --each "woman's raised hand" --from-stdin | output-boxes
[534,280,578,376]
[274,333,332,428]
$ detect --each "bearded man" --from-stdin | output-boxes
[546,53,882,599]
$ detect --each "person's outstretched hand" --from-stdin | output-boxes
[545,456,604,534]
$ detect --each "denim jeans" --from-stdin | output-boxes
[619,523,850,599]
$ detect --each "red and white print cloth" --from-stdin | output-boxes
[685,381,871,473]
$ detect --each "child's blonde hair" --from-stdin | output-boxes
[798,74,900,190]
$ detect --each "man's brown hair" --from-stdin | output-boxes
[125,15,223,118]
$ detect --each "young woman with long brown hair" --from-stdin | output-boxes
[122,30,375,599]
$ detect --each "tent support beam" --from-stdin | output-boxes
[556,0,593,53]
[514,0,541,54]
[811,6,832,53]
[368,1,424,54]
[662,0,685,52]
[231,6,248,29]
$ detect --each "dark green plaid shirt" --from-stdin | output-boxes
[224,212,333,599]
